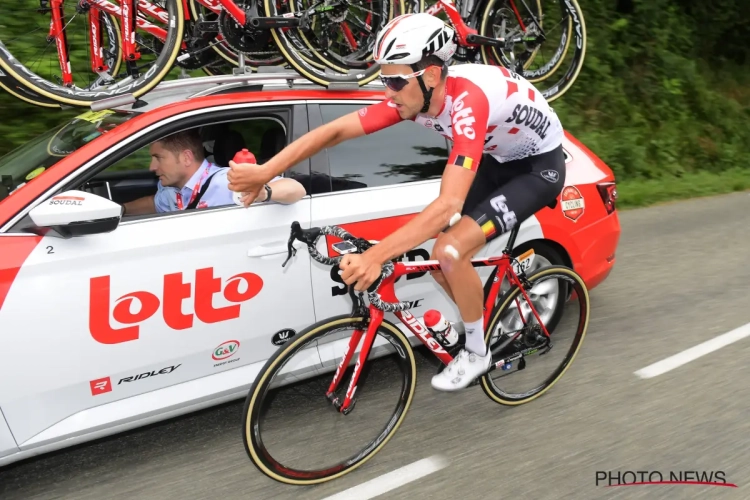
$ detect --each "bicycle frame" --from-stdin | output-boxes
[327,246,552,414]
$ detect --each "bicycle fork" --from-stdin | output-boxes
[325,308,384,415]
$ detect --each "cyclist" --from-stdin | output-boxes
[227,13,566,392]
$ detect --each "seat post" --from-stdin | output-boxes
[503,225,520,256]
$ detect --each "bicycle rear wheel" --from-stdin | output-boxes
[480,265,589,404]
[242,315,417,485]
[0,0,184,107]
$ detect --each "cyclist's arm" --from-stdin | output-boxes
[261,100,403,179]
[364,84,490,264]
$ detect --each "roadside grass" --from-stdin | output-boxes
[615,168,750,210]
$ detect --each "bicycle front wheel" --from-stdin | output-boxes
[480,265,590,405]
[242,315,417,485]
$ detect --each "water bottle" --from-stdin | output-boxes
[233,148,256,164]
[423,309,458,347]
[231,149,257,206]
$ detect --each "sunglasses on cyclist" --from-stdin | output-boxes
[379,68,427,92]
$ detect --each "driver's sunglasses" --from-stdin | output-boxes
[379,68,427,92]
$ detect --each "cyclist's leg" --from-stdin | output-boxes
[430,154,510,302]
[430,146,565,391]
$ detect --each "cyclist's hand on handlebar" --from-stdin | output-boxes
[339,253,382,292]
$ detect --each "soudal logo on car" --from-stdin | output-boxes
[89,268,263,345]
[49,195,84,206]
[561,186,585,222]
[118,364,181,385]
[212,340,240,361]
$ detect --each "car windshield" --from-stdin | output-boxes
[0,109,135,203]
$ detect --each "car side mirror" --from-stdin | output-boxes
[27,190,123,239]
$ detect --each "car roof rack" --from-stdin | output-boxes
[88,69,385,111]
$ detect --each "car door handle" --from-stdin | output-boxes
[247,241,304,257]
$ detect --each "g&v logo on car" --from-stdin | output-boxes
[212,340,241,368]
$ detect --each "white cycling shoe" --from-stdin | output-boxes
[431,348,492,392]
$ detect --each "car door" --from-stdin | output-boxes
[0,105,316,450]
[306,100,483,333]
[0,410,18,460]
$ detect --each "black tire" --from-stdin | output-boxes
[480,265,589,405]
[288,0,401,74]
[263,0,400,87]
[242,315,417,485]
[479,0,586,102]
[0,71,62,109]
[0,0,184,107]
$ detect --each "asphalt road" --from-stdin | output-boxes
[2,192,750,500]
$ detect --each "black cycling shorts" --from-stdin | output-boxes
[461,144,565,242]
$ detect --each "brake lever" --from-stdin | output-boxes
[281,235,297,268]
[282,221,302,268]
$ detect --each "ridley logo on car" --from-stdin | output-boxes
[560,186,585,221]
[118,364,181,385]
[271,328,296,346]
[89,268,263,345]
[89,377,112,396]
[212,340,240,361]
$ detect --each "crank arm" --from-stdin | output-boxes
[248,16,301,29]
[465,33,505,47]
[487,342,550,374]
[194,21,219,34]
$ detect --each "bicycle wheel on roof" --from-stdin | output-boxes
[0,0,184,107]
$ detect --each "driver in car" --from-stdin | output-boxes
[124,129,305,215]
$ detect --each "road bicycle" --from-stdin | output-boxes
[266,0,586,101]
[241,216,590,484]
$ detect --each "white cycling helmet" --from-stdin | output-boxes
[373,13,457,66]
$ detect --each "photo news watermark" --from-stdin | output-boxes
[595,470,737,488]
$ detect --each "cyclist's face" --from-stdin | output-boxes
[381,64,441,119]
[149,142,192,188]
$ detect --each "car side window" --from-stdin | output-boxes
[80,117,288,217]
[319,103,449,192]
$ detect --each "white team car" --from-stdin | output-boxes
[0,72,621,467]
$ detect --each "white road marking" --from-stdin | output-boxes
[322,455,450,500]
[634,322,750,379]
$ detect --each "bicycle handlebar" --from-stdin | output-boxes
[282,221,415,313]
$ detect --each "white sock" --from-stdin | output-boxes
[463,318,487,356]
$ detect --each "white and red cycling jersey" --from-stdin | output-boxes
[358,64,564,171]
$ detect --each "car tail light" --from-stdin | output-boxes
[597,182,617,215]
